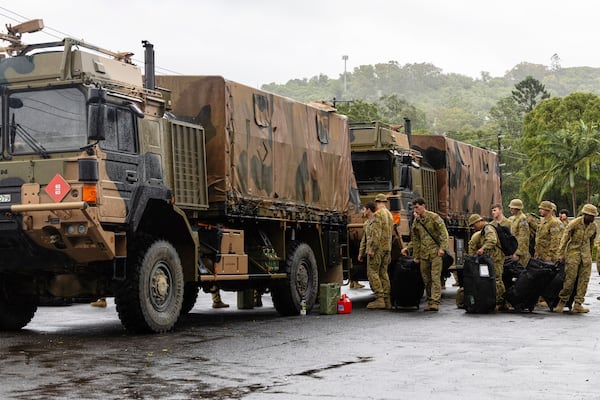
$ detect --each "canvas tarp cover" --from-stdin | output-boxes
[154,75,352,214]
[411,134,501,221]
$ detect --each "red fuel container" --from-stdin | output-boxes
[337,293,352,314]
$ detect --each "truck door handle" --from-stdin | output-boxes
[126,170,138,183]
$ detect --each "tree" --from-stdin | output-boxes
[525,121,600,215]
[512,76,550,113]
[377,94,427,128]
[335,99,381,123]
[522,92,600,214]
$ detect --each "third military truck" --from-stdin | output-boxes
[0,20,353,333]
[348,120,502,270]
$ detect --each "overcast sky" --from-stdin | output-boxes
[2,1,598,87]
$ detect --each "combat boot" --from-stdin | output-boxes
[572,303,589,313]
[384,297,392,310]
[90,298,107,308]
[366,298,386,309]
[427,304,439,312]
[354,281,365,289]
[554,300,566,313]
[212,301,230,309]
[349,281,356,289]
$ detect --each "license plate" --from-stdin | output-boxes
[0,194,11,203]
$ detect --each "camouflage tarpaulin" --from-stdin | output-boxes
[155,76,352,216]
[411,134,501,222]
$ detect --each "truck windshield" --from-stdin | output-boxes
[7,87,87,156]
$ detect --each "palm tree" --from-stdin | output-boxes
[525,120,600,216]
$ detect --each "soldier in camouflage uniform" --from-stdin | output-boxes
[374,194,394,309]
[534,201,562,262]
[357,199,391,310]
[468,214,506,309]
[401,197,449,312]
[508,199,530,268]
[558,209,570,229]
[491,203,511,228]
[555,204,598,314]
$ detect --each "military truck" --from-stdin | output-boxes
[0,21,352,333]
[348,120,501,270]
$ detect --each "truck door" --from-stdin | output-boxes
[97,105,140,221]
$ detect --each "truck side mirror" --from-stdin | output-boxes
[88,103,106,141]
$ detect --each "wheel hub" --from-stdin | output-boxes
[150,263,171,309]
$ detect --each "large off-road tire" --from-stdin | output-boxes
[180,282,199,315]
[0,276,37,331]
[115,239,184,333]
[271,242,318,316]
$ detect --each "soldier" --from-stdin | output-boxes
[491,203,511,228]
[357,201,390,309]
[534,201,561,262]
[374,193,394,308]
[468,213,506,310]
[555,204,598,314]
[508,198,530,268]
[558,209,570,228]
[401,197,449,312]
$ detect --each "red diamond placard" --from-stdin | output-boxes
[45,173,71,203]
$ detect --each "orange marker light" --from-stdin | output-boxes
[82,185,98,204]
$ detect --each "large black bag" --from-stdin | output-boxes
[504,258,557,312]
[487,224,519,256]
[502,258,524,291]
[463,254,496,313]
[542,261,576,311]
[389,257,424,309]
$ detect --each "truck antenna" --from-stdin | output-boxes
[0,19,44,56]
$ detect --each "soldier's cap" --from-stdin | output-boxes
[375,193,388,202]
[581,203,598,217]
[509,198,523,209]
[538,201,553,211]
[468,213,484,226]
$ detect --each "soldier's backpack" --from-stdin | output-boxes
[487,224,518,256]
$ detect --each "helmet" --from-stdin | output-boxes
[538,201,553,211]
[550,202,557,212]
[509,199,523,209]
[581,204,598,216]
[468,214,483,226]
[375,193,388,202]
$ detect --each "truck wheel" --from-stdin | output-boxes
[180,282,199,315]
[115,239,184,333]
[271,242,318,316]
[0,276,37,330]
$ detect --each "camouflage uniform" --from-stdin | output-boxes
[358,211,391,304]
[471,224,505,304]
[510,210,530,267]
[557,216,597,306]
[410,210,449,307]
[535,214,561,262]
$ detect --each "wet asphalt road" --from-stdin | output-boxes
[2,271,600,400]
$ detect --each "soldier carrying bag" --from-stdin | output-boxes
[417,220,453,275]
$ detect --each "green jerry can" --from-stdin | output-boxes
[319,283,341,315]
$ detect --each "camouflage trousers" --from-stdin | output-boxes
[559,257,592,305]
[419,255,442,306]
[366,250,391,300]
[493,256,506,304]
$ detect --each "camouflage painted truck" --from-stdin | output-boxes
[348,121,501,270]
[0,21,352,333]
